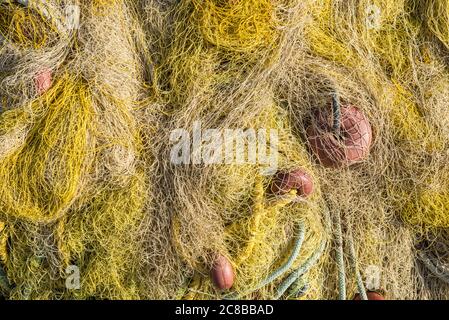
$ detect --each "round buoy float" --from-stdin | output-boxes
[270,169,314,198]
[306,104,373,168]
[34,68,52,95]
[354,291,385,300]
[211,254,235,291]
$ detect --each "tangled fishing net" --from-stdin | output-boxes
[0,0,448,300]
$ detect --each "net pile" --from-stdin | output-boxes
[0,0,448,300]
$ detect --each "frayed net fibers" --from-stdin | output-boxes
[0,0,448,300]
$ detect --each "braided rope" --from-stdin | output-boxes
[332,92,341,137]
[348,231,368,300]
[334,210,346,300]
[287,277,309,299]
[274,239,326,299]
[258,222,306,288]
[224,221,306,299]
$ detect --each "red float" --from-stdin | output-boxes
[34,68,52,95]
[211,254,235,291]
[307,104,373,168]
[354,291,385,300]
[270,169,314,198]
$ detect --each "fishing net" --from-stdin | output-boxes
[0,0,448,300]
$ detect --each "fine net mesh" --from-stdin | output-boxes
[0,0,448,300]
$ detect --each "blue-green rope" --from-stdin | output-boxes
[258,222,306,288]
[224,222,306,300]
[274,239,326,299]
[332,92,341,137]
[335,210,346,300]
[348,231,368,300]
[287,276,309,299]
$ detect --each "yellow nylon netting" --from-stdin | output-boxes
[0,0,448,300]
